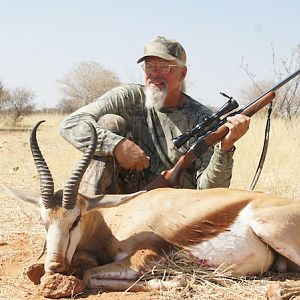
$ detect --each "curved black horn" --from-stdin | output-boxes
[30,120,55,209]
[62,122,97,209]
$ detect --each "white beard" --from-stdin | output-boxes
[145,84,168,110]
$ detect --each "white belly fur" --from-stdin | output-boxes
[188,204,275,275]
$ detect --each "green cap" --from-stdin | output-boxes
[137,36,186,65]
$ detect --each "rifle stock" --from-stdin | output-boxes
[143,92,275,191]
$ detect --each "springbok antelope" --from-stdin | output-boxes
[4,120,300,292]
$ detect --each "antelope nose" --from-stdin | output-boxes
[48,261,63,273]
[47,259,69,273]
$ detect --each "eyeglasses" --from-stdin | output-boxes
[142,62,180,75]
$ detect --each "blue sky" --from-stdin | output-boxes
[0,0,299,108]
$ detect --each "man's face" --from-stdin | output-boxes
[144,57,186,95]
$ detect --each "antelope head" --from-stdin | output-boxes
[4,120,98,274]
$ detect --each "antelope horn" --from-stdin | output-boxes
[30,120,55,209]
[62,121,97,209]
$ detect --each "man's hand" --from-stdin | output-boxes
[219,114,250,151]
[113,139,150,170]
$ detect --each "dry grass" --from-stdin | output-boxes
[231,114,300,199]
[0,113,300,299]
[144,251,267,300]
[143,250,300,300]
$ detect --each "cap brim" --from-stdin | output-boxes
[136,52,177,64]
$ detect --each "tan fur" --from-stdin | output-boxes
[48,206,69,219]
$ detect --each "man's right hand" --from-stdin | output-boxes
[113,139,150,170]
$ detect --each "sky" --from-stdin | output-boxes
[0,0,299,109]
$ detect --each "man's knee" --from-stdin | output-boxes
[98,114,128,136]
[80,156,120,195]
[81,114,131,195]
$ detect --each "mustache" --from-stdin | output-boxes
[147,77,166,84]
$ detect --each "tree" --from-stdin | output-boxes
[1,87,35,126]
[0,81,10,107]
[58,61,121,112]
[240,43,300,120]
[56,97,79,114]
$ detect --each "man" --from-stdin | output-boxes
[59,36,250,195]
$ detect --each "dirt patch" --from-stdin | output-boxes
[1,234,39,273]
[0,233,158,300]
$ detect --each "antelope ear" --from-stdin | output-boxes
[83,190,147,209]
[1,184,41,207]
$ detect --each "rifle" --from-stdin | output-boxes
[144,68,300,191]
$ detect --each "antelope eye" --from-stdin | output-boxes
[70,216,81,231]
[39,218,48,231]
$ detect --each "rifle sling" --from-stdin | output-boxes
[249,102,273,190]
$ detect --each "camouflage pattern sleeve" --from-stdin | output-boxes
[170,96,235,190]
[196,144,234,189]
[59,84,143,156]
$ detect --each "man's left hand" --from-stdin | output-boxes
[219,114,250,151]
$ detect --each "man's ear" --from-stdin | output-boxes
[181,66,187,80]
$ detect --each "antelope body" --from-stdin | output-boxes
[4,121,300,292]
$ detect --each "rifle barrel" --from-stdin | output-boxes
[241,68,300,113]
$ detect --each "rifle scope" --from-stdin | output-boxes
[172,96,238,149]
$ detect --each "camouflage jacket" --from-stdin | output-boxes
[59,83,235,189]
